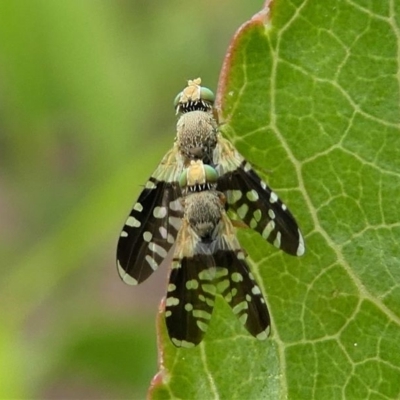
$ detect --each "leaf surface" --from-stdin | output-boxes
[150,1,400,399]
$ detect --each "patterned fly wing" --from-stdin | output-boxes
[165,161,270,348]
[117,147,185,285]
[117,77,305,291]
[174,78,305,257]
[214,136,305,257]
[117,79,219,286]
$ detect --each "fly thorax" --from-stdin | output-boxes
[185,191,222,240]
[176,111,218,163]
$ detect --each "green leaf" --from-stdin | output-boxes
[149,1,400,399]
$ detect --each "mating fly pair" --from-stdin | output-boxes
[116,78,305,347]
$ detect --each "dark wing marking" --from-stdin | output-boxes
[165,210,270,347]
[213,214,270,339]
[165,220,216,348]
[117,147,184,285]
[215,137,305,256]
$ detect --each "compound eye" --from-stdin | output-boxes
[199,87,215,104]
[174,91,183,108]
[179,169,188,189]
[203,165,218,184]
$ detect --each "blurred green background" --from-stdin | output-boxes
[0,0,261,398]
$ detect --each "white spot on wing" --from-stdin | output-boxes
[246,189,259,201]
[262,220,275,239]
[243,162,252,172]
[226,190,242,204]
[260,181,267,190]
[145,180,157,189]
[270,192,278,203]
[149,242,168,258]
[253,209,262,222]
[268,209,276,220]
[196,320,208,332]
[153,206,167,219]
[232,301,248,314]
[145,255,158,270]
[169,199,182,211]
[126,216,141,228]
[133,202,143,212]
[273,231,282,249]
[297,230,305,256]
[252,285,261,295]
[256,328,269,340]
[117,261,138,285]
[167,233,175,244]
[237,203,249,219]
[168,283,176,292]
[231,272,243,282]
[171,338,195,348]
[143,231,152,242]
[168,216,181,231]
[185,303,193,311]
[159,226,167,239]
[239,313,248,325]
[166,296,180,306]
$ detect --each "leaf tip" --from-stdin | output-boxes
[216,0,273,111]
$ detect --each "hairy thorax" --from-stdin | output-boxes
[176,111,218,163]
[184,191,223,240]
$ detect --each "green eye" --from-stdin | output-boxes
[179,169,188,188]
[199,87,215,104]
[203,165,218,183]
[174,91,183,108]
